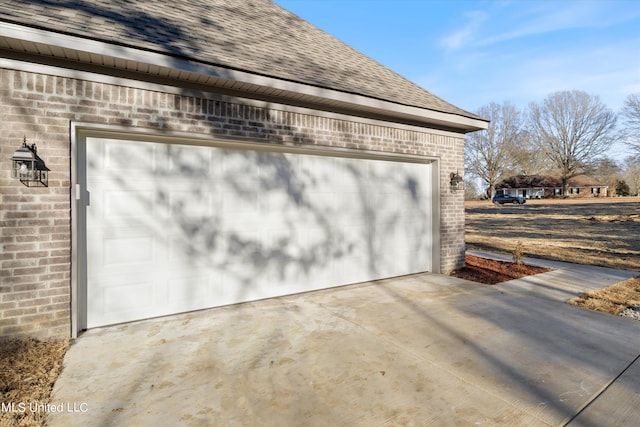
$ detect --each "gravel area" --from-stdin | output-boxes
[619,306,640,320]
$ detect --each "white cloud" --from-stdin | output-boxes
[418,33,640,114]
[441,1,640,51]
[439,10,488,50]
[513,40,640,109]
[476,4,598,46]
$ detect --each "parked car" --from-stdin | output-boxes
[492,194,526,205]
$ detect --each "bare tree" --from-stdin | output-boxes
[508,129,552,176]
[583,156,622,197]
[463,178,481,201]
[465,102,522,198]
[623,156,640,196]
[621,93,640,158]
[528,90,618,196]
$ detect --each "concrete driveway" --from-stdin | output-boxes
[48,256,640,426]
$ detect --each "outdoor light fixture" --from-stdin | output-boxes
[11,137,48,187]
[450,171,464,191]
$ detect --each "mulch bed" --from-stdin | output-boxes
[451,254,552,285]
[0,338,69,427]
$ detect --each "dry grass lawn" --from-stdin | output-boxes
[467,197,640,319]
[465,197,640,272]
[569,276,640,315]
[0,338,69,427]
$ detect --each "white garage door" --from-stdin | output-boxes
[82,136,434,327]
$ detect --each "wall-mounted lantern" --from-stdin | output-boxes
[449,171,464,191]
[11,137,48,187]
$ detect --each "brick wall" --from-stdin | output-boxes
[0,68,465,339]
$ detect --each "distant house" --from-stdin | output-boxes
[496,175,608,198]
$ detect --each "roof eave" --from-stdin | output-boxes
[0,21,488,133]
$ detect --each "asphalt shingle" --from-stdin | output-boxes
[0,0,480,120]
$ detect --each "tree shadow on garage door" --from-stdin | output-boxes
[93,139,434,306]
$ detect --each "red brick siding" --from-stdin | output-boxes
[0,68,465,339]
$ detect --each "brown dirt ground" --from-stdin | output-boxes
[0,338,69,427]
[451,254,552,284]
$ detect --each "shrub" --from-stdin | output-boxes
[616,180,630,196]
[513,240,524,265]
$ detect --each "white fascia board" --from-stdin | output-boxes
[0,21,488,131]
[0,56,468,140]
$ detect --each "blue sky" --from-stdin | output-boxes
[275,0,640,124]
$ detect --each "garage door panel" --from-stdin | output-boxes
[372,192,402,232]
[167,191,213,217]
[224,228,270,274]
[342,224,370,259]
[84,136,434,327]
[103,280,155,312]
[373,252,398,278]
[167,275,212,303]
[87,230,160,274]
[220,269,270,302]
[336,255,376,284]
[103,190,154,219]
[165,144,215,179]
[330,158,358,189]
[222,150,261,183]
[265,263,303,291]
[305,191,337,217]
[336,192,368,226]
[222,189,260,215]
[103,236,154,267]
[104,139,155,172]
[298,154,333,186]
[89,275,157,326]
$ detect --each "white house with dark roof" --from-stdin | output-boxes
[496,175,609,198]
[0,0,487,338]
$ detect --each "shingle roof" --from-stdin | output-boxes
[0,0,482,122]
[568,175,608,188]
[497,175,607,189]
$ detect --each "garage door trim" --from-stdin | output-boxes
[70,123,441,336]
